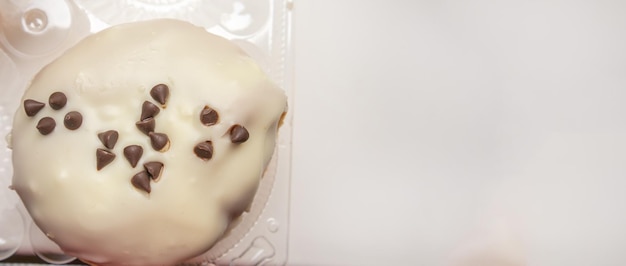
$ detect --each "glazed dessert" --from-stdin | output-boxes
[9,19,287,265]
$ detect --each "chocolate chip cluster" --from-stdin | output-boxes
[94,84,170,194]
[194,106,249,161]
[127,84,170,193]
[23,84,252,196]
[23,91,83,135]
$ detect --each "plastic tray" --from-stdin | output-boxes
[0,0,293,265]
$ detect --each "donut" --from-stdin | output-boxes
[9,19,287,265]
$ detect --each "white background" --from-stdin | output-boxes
[289,1,626,265]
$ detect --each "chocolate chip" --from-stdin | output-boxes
[144,162,164,180]
[98,130,119,149]
[200,106,219,126]
[36,117,55,135]
[150,84,169,106]
[135,117,155,135]
[63,111,83,130]
[131,171,151,193]
[229,125,249,144]
[96,148,116,170]
[140,101,160,120]
[123,145,143,168]
[149,132,170,152]
[48,92,67,110]
[24,99,45,117]
[194,141,213,160]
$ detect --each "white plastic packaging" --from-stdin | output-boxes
[0,0,293,264]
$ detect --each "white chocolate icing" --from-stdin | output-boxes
[10,19,286,265]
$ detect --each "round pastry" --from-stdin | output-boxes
[10,19,287,265]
